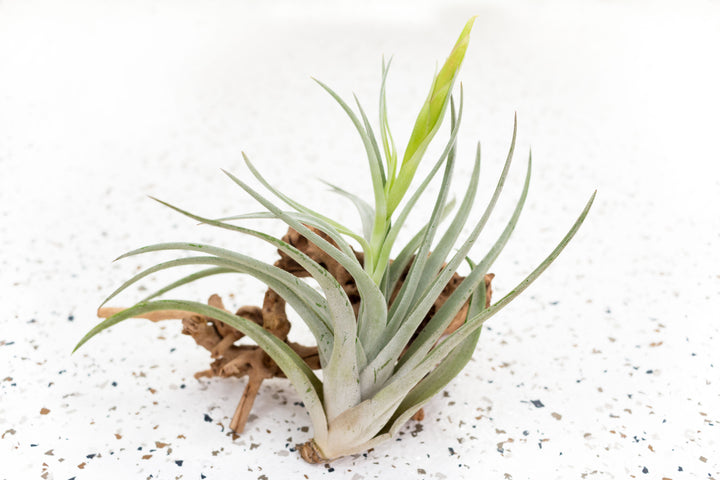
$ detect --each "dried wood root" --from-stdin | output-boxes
[179,291,319,433]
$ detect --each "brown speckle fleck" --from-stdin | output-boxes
[40,408,50,415]
[78,462,86,469]
[155,441,169,448]
[551,412,562,420]
[142,454,153,460]
[699,456,707,463]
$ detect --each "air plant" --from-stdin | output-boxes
[75,17,594,462]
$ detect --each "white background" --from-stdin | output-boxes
[1,0,718,478]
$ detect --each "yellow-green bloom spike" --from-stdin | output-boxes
[387,16,476,215]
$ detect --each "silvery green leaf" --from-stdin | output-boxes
[213,209,371,255]
[223,169,384,419]
[320,180,375,242]
[379,56,397,185]
[138,267,234,303]
[360,143,456,394]
[397,152,531,376]
[383,273,487,432]
[363,117,517,390]
[108,243,334,364]
[383,197,457,296]
[415,139,480,295]
[372,88,464,285]
[382,191,596,410]
[313,78,388,263]
[354,93,386,186]
[241,154,363,257]
[74,300,330,444]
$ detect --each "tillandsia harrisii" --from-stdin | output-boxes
[75,17,595,462]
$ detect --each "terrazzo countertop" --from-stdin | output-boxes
[1,1,718,478]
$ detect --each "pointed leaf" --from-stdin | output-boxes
[110,243,335,364]
[384,275,487,432]
[74,300,329,444]
[397,152,531,375]
[320,180,375,242]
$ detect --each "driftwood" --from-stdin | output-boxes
[97,227,493,434]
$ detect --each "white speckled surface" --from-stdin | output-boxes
[1,1,719,479]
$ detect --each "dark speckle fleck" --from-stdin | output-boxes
[175,460,183,466]
[111,381,117,387]
[522,430,529,436]
[448,447,455,455]
[642,466,648,474]
[678,467,683,472]
[531,400,545,408]
[646,370,653,374]
[204,414,212,422]
[68,315,74,321]
[86,453,96,459]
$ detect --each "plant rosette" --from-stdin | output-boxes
[75,17,595,463]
